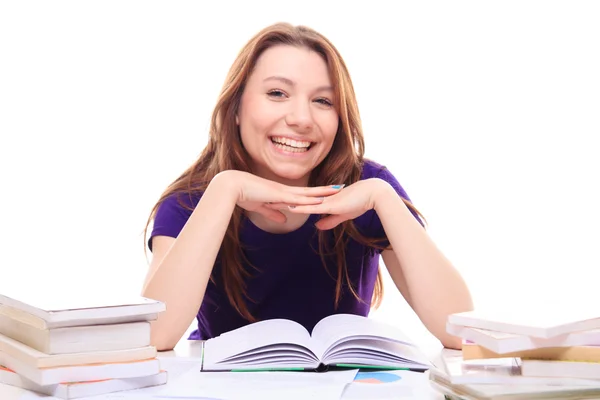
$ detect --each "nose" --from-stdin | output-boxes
[284,99,314,133]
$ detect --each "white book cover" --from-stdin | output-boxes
[0,332,157,368]
[429,351,600,400]
[0,365,167,399]
[429,376,600,400]
[446,322,600,353]
[0,291,165,329]
[448,310,600,339]
[0,350,161,386]
[521,359,600,380]
[0,315,151,354]
[436,353,600,386]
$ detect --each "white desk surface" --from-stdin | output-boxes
[0,340,451,399]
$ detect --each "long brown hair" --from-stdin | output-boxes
[144,22,424,322]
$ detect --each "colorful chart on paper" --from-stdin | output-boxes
[352,371,403,384]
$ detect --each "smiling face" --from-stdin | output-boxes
[236,45,339,186]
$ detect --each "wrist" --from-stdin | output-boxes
[371,178,397,213]
[209,170,242,206]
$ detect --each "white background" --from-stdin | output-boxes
[1,1,599,351]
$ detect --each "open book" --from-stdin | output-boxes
[201,314,432,372]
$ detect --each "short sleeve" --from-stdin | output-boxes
[357,160,424,253]
[147,192,200,251]
[373,165,423,226]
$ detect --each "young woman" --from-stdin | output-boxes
[142,22,473,351]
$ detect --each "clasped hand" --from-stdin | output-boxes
[224,170,389,230]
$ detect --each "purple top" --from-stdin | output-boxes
[149,160,421,340]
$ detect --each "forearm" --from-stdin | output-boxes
[142,173,237,350]
[373,182,473,349]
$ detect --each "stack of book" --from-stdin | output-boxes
[429,310,600,400]
[0,292,167,399]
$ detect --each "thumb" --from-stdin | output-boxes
[315,214,347,230]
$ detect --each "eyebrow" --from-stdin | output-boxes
[263,76,333,92]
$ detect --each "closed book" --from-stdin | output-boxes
[448,310,600,339]
[0,332,156,368]
[429,373,600,400]
[0,365,167,399]
[447,322,600,354]
[0,314,151,354]
[435,353,600,386]
[0,350,160,386]
[521,359,600,380]
[462,342,600,362]
[0,292,165,329]
[429,351,600,400]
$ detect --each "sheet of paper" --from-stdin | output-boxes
[149,368,359,400]
[0,383,50,400]
[80,358,204,399]
[156,356,202,379]
[341,370,441,399]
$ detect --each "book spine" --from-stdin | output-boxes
[0,305,47,330]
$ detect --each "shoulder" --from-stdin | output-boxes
[360,159,388,179]
[148,191,203,250]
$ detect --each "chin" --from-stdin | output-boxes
[270,166,312,184]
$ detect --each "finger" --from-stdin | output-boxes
[287,202,331,214]
[264,202,293,210]
[315,215,348,230]
[256,207,287,224]
[282,193,328,206]
[287,184,345,197]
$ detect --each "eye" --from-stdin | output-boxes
[267,89,287,99]
[315,98,333,107]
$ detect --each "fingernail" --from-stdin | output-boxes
[331,184,345,189]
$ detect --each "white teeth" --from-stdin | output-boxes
[271,137,311,148]
[273,142,309,153]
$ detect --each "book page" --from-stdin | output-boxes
[203,319,317,368]
[310,314,416,358]
[322,338,431,367]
